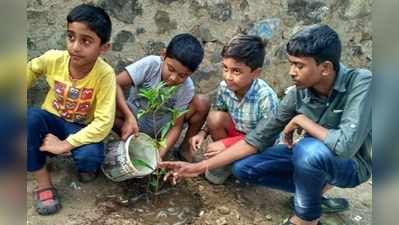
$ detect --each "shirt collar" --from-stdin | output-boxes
[226,79,257,101]
[332,63,347,93]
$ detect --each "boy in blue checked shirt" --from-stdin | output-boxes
[189,34,279,184]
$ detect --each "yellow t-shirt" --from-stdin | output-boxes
[27,50,116,147]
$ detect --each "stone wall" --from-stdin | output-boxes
[27,0,372,106]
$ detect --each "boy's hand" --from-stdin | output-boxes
[160,161,208,184]
[282,117,301,148]
[39,134,74,155]
[121,117,139,140]
[204,141,226,158]
[189,132,206,151]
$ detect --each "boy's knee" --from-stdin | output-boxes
[231,160,250,180]
[191,94,211,113]
[207,111,229,129]
[292,137,332,169]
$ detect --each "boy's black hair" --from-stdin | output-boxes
[67,4,112,45]
[165,33,204,72]
[286,24,341,72]
[221,34,266,71]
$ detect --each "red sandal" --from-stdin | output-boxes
[35,187,62,215]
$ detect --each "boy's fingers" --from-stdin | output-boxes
[159,161,180,169]
[164,171,179,185]
[163,171,172,181]
[204,152,216,157]
[61,151,72,156]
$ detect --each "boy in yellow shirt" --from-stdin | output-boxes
[27,4,116,215]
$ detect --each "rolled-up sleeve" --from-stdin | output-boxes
[245,87,297,151]
[323,71,372,158]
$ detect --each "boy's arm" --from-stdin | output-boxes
[160,140,257,178]
[27,52,50,88]
[284,71,372,158]
[159,115,185,158]
[282,114,328,148]
[116,71,139,139]
[323,71,372,158]
[245,87,297,151]
[116,70,136,120]
[66,71,117,147]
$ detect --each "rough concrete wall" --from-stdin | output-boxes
[27,0,372,106]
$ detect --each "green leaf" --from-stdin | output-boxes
[158,168,167,176]
[176,109,189,119]
[160,122,172,140]
[132,159,154,171]
[137,109,147,119]
[158,139,167,149]
[168,108,189,125]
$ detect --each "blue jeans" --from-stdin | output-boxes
[232,137,360,221]
[27,108,104,173]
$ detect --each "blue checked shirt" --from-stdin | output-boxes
[215,79,279,134]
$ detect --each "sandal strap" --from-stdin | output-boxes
[35,187,58,201]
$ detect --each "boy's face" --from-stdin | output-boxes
[287,54,325,89]
[161,57,192,86]
[66,22,109,68]
[222,58,260,96]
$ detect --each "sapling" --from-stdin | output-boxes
[132,81,187,193]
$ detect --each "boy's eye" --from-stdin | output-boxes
[178,73,186,79]
[296,63,304,69]
[168,65,175,72]
[232,68,241,74]
[67,34,75,41]
[82,39,91,45]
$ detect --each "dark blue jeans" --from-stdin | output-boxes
[27,108,104,173]
[232,137,360,221]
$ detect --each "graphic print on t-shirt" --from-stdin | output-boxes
[53,80,93,123]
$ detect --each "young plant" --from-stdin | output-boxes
[132,81,187,193]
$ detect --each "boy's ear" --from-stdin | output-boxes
[160,48,166,59]
[100,43,111,55]
[321,61,334,77]
[252,68,262,78]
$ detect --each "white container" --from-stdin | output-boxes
[101,132,160,182]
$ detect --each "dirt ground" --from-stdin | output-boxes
[27,150,372,225]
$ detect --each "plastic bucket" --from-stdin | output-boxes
[101,132,160,182]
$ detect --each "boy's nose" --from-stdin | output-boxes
[224,71,233,81]
[71,41,81,52]
[289,65,296,76]
[169,73,177,82]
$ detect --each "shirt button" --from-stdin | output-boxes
[326,102,330,106]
